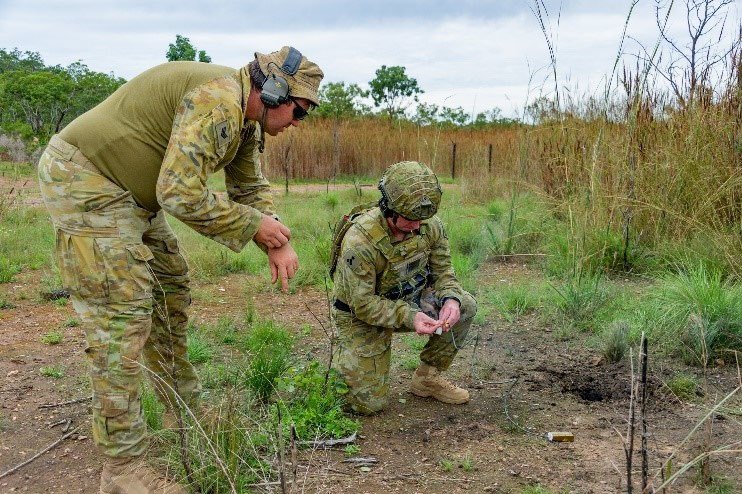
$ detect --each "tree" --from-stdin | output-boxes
[369,65,423,120]
[166,35,211,63]
[412,102,440,126]
[648,0,738,109]
[439,106,469,126]
[0,48,45,74]
[315,82,369,119]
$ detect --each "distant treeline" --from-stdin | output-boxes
[0,48,126,140]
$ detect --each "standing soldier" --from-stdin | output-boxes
[331,161,477,414]
[37,46,323,493]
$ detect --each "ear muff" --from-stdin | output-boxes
[259,47,302,108]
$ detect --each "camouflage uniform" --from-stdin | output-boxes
[332,207,477,414]
[37,60,295,458]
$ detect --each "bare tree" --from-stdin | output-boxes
[649,0,740,109]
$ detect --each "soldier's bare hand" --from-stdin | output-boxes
[414,311,442,335]
[437,298,461,331]
[268,243,299,292]
[254,214,291,249]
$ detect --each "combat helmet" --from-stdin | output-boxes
[378,161,442,220]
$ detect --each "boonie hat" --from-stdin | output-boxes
[254,46,324,106]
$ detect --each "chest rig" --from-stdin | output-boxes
[353,211,433,304]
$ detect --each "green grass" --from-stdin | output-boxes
[187,328,214,365]
[41,330,63,345]
[666,373,698,401]
[64,317,79,328]
[645,263,742,364]
[40,365,64,378]
[0,207,55,279]
[599,320,630,363]
[439,458,454,472]
[490,283,543,322]
[242,319,294,401]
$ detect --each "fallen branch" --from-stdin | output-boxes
[0,424,82,479]
[38,396,91,409]
[342,456,378,465]
[299,432,357,449]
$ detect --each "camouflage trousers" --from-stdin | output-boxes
[38,136,200,458]
[332,290,476,415]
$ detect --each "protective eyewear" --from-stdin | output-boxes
[291,98,309,121]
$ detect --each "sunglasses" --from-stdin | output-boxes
[291,98,309,121]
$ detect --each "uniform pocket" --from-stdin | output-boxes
[55,229,107,299]
[94,391,130,418]
[94,239,154,302]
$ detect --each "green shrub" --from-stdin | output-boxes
[276,362,358,441]
[491,284,541,322]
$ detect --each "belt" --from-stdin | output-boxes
[333,299,352,313]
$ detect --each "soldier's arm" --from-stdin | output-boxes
[426,217,465,302]
[335,229,418,330]
[224,126,276,215]
[156,102,263,253]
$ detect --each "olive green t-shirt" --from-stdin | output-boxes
[59,61,241,212]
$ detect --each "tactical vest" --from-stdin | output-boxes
[352,210,434,304]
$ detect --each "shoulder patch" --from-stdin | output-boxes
[215,119,231,150]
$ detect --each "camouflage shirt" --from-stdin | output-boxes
[59,62,273,252]
[333,208,465,330]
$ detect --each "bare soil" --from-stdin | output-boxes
[1,256,740,493]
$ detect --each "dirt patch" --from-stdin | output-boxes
[1,263,740,494]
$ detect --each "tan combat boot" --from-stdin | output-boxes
[100,456,187,494]
[410,363,470,404]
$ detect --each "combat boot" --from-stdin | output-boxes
[100,456,187,494]
[410,363,470,404]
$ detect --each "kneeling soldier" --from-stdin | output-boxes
[331,161,477,414]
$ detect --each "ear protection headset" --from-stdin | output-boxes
[259,46,303,107]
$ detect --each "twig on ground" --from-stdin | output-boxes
[299,432,357,449]
[0,424,82,479]
[38,396,91,409]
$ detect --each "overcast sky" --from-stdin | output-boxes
[0,1,739,117]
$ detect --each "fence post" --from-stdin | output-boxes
[488,143,493,173]
[451,142,457,179]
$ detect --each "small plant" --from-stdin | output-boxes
[325,193,339,209]
[275,362,358,440]
[600,320,629,363]
[439,458,454,472]
[0,258,20,283]
[491,284,540,322]
[40,365,64,378]
[64,317,79,328]
[666,373,698,401]
[0,297,15,309]
[243,319,294,401]
[53,297,68,307]
[300,324,313,337]
[41,331,63,345]
[550,271,608,331]
[460,452,474,472]
[343,444,361,457]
